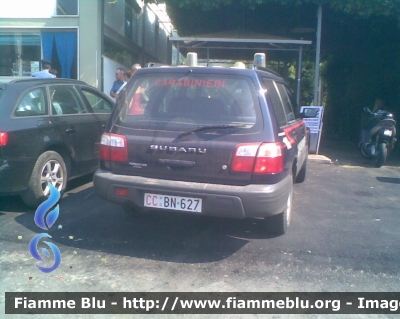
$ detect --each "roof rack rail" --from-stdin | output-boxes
[254,66,282,77]
[144,62,167,68]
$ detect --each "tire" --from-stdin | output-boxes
[21,151,67,208]
[374,143,387,168]
[359,143,371,159]
[295,155,307,183]
[264,177,293,236]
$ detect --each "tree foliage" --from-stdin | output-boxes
[165,0,400,19]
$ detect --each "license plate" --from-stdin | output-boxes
[384,129,393,136]
[144,193,202,213]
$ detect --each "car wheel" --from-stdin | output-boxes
[264,177,293,235]
[295,156,307,183]
[21,151,67,208]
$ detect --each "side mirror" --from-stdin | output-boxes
[300,108,318,118]
[363,107,372,113]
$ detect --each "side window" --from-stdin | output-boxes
[49,85,88,115]
[276,83,295,122]
[263,79,287,127]
[81,89,113,114]
[14,87,48,117]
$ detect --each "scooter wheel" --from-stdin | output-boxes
[375,143,387,167]
[359,143,371,159]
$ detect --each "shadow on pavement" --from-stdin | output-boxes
[5,175,279,264]
[0,195,29,213]
[376,177,400,184]
[317,137,400,168]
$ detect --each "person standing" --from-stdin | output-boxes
[49,69,58,77]
[31,59,56,78]
[125,70,132,81]
[110,68,126,99]
[131,63,141,75]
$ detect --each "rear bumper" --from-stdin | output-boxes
[93,169,291,219]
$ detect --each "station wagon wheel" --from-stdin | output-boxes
[40,159,64,195]
[21,151,67,208]
[263,176,293,235]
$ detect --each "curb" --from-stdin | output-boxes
[308,154,332,164]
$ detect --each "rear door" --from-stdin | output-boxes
[1,86,51,191]
[49,84,101,175]
[110,72,265,186]
[78,86,114,157]
[263,79,307,171]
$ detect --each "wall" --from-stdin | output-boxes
[104,0,126,37]
[0,0,173,89]
[103,0,171,65]
[79,0,102,88]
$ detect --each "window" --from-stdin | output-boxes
[117,74,262,134]
[56,0,78,15]
[14,88,48,117]
[82,89,113,114]
[125,3,133,39]
[263,79,287,127]
[276,83,295,122]
[104,39,136,67]
[49,85,87,115]
[0,32,41,76]
[41,31,77,79]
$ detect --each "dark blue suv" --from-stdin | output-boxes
[94,55,310,235]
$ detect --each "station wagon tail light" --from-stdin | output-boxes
[0,132,8,147]
[231,142,283,174]
[100,133,127,162]
[254,142,283,173]
[231,143,260,173]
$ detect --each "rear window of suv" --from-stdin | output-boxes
[116,73,262,133]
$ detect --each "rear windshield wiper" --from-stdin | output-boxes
[178,124,249,137]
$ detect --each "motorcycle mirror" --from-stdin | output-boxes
[363,107,372,113]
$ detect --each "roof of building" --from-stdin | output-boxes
[170,30,312,61]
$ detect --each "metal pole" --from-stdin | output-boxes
[313,3,322,106]
[176,42,180,66]
[296,45,303,107]
[141,3,147,66]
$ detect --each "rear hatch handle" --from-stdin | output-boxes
[66,128,76,134]
[158,159,195,167]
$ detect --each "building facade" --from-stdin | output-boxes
[0,0,173,94]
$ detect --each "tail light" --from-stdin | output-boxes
[100,133,128,162]
[0,132,8,147]
[231,142,283,174]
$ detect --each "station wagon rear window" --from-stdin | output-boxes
[116,73,262,133]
